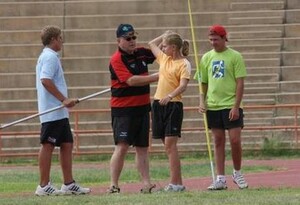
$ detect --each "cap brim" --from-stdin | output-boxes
[121,31,138,37]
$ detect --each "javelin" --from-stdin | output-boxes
[187,0,215,182]
[0,88,110,130]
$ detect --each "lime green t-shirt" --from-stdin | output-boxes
[194,48,247,110]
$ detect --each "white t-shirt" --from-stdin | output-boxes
[36,47,69,123]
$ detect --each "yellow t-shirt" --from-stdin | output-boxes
[154,51,191,102]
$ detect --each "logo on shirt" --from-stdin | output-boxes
[212,60,225,79]
[130,64,136,69]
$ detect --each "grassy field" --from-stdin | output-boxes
[0,154,274,194]
[0,153,299,205]
[1,187,300,205]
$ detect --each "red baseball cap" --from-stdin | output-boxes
[209,24,228,41]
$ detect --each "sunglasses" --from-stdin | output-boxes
[123,36,137,41]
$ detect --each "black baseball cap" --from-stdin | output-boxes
[116,24,136,37]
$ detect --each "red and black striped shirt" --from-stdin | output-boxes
[109,47,155,116]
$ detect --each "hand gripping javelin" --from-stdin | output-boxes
[0,88,110,130]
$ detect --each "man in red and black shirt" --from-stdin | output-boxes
[107,24,158,194]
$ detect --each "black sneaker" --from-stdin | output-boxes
[140,184,156,194]
[107,185,120,194]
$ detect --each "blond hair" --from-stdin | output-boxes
[40,25,61,46]
[164,33,189,57]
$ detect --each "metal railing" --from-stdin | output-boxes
[0,104,300,157]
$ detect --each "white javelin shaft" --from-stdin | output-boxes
[0,88,110,130]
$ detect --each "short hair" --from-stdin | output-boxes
[164,33,189,57]
[40,25,61,46]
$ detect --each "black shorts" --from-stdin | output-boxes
[112,113,150,147]
[151,100,183,139]
[206,108,244,130]
[40,118,73,146]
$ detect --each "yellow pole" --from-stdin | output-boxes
[187,0,215,182]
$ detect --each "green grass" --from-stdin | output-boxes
[2,149,300,165]
[0,152,298,205]
[0,159,273,194]
[0,188,300,205]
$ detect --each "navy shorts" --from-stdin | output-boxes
[206,108,244,130]
[112,113,150,147]
[40,118,73,146]
[151,100,183,139]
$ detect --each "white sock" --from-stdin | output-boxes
[234,169,242,176]
[217,175,226,182]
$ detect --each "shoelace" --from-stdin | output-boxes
[215,181,225,187]
[209,180,227,189]
[235,175,246,184]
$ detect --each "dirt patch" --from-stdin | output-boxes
[2,158,300,195]
[88,158,300,194]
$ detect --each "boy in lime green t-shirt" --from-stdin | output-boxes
[195,25,248,191]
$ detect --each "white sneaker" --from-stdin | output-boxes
[61,181,91,195]
[164,184,186,192]
[233,174,248,189]
[35,182,63,196]
[207,180,227,190]
[175,184,186,192]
